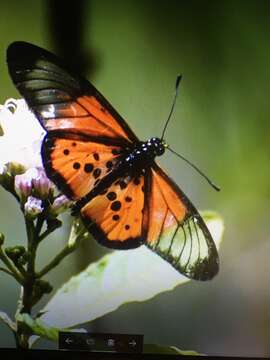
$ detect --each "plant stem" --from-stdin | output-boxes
[35,216,44,239]
[15,218,37,348]
[38,226,58,243]
[0,248,24,284]
[0,266,16,278]
[11,212,84,348]
[15,217,83,347]
[25,217,37,276]
[36,241,80,279]
[36,219,86,279]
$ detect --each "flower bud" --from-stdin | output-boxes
[15,171,32,199]
[0,164,9,186]
[17,251,30,266]
[0,162,26,197]
[50,194,71,216]
[15,167,53,201]
[24,196,43,219]
[32,167,53,199]
[0,233,5,246]
[6,162,26,176]
[5,246,26,263]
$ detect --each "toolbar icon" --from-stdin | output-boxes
[107,338,115,347]
[86,338,95,346]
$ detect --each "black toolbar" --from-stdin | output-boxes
[59,331,144,354]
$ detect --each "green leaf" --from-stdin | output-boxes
[16,313,59,341]
[143,343,202,355]
[16,313,88,347]
[41,211,224,329]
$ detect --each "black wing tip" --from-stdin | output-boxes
[7,40,65,73]
[7,41,45,62]
[7,41,56,82]
[192,259,219,281]
[8,40,34,50]
[7,41,84,77]
[7,40,27,55]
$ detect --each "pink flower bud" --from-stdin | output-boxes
[15,167,53,200]
[24,196,43,218]
[32,167,53,199]
[15,170,33,199]
[50,195,72,216]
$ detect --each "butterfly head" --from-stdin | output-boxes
[147,137,166,157]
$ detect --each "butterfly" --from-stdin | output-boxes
[7,41,219,280]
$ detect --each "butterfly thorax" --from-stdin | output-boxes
[71,137,165,214]
[123,137,165,170]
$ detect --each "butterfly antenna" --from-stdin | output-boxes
[161,75,182,141]
[167,146,221,191]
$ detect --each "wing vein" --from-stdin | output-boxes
[185,220,193,269]
[174,224,187,266]
[76,98,128,139]
[166,222,180,257]
[192,217,201,260]
[153,207,169,251]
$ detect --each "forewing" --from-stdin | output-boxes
[7,41,138,145]
[81,174,147,249]
[146,164,219,280]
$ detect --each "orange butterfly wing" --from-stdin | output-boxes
[42,134,123,200]
[146,164,219,280]
[81,174,147,248]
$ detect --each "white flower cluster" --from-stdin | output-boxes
[0,98,71,218]
[0,98,45,171]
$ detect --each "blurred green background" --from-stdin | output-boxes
[0,0,270,357]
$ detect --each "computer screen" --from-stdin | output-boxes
[0,1,269,358]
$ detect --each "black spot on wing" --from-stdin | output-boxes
[41,134,75,199]
[106,161,113,169]
[107,191,117,201]
[73,162,80,170]
[93,168,101,179]
[110,200,121,211]
[84,163,94,173]
[133,178,140,185]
